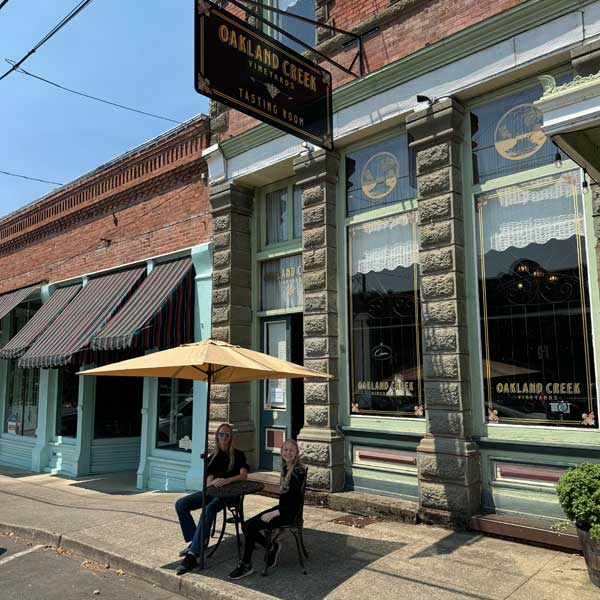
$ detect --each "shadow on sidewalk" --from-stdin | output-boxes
[409,530,483,559]
[68,471,145,496]
[162,529,406,600]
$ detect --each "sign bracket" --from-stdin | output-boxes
[223,0,364,78]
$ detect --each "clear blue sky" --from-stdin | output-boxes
[0,0,209,219]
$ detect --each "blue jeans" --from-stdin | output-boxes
[175,491,225,556]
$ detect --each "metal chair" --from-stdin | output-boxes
[208,497,244,560]
[262,466,309,576]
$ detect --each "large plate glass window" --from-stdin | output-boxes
[156,378,194,451]
[265,1,315,55]
[348,213,423,417]
[56,366,79,437]
[476,171,597,427]
[265,185,302,247]
[94,377,143,438]
[346,133,415,217]
[3,300,41,437]
[261,254,303,311]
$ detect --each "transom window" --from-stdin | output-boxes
[263,183,302,248]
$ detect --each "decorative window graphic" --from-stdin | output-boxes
[471,76,570,183]
[261,254,303,311]
[265,427,286,453]
[476,172,597,427]
[348,213,423,417]
[346,134,415,216]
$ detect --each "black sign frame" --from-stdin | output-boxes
[194,0,333,151]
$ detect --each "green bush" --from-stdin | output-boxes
[557,463,600,539]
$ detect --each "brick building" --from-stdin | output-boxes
[0,115,214,490]
[202,0,600,529]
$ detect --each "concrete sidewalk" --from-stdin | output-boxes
[0,466,596,600]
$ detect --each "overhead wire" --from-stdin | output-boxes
[6,60,183,124]
[0,0,11,11]
[0,170,63,186]
[0,0,95,83]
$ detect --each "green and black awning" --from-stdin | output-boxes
[91,257,194,351]
[0,284,39,322]
[0,284,81,359]
[19,267,145,369]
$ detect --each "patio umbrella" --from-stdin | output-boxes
[79,338,331,569]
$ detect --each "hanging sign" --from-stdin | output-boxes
[195,0,333,151]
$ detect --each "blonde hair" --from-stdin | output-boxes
[279,439,304,493]
[209,422,236,472]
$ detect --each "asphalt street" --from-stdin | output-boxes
[0,533,187,600]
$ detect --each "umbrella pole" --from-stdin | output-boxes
[197,365,212,571]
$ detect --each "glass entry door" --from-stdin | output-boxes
[259,314,303,471]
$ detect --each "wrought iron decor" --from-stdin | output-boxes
[195,0,333,150]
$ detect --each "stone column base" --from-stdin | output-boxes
[298,426,345,492]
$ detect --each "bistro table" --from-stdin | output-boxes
[204,479,265,560]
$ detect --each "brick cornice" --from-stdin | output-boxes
[0,158,206,258]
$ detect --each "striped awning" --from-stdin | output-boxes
[19,267,145,369]
[0,284,39,322]
[0,284,81,359]
[91,257,194,351]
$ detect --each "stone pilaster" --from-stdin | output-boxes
[209,182,255,460]
[406,98,481,526]
[293,149,344,492]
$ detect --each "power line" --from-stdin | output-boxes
[6,60,182,125]
[0,170,63,186]
[0,0,95,83]
[0,0,11,11]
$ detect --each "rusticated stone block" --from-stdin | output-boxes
[423,327,457,352]
[303,270,327,292]
[211,306,230,325]
[419,194,458,223]
[305,465,331,489]
[304,406,330,428]
[302,185,324,206]
[423,354,466,380]
[303,248,328,271]
[419,481,480,515]
[421,300,465,326]
[303,205,326,228]
[304,291,337,314]
[212,269,230,287]
[210,402,229,421]
[303,228,326,249]
[213,232,230,250]
[210,326,229,342]
[423,381,463,409]
[304,382,330,404]
[214,214,231,233]
[212,288,229,305]
[420,247,463,275]
[417,143,450,174]
[419,221,454,248]
[304,314,337,336]
[210,384,229,402]
[428,409,467,436]
[304,358,337,377]
[418,168,457,198]
[421,273,455,300]
[305,336,336,357]
[418,452,480,485]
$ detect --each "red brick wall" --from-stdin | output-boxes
[0,123,212,294]
[221,0,527,139]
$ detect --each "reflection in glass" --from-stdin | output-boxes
[348,213,423,417]
[266,188,288,245]
[274,0,315,54]
[56,366,79,437]
[476,172,597,427]
[156,378,194,452]
[261,254,303,311]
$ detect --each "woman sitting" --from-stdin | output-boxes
[175,422,249,575]
[228,439,305,580]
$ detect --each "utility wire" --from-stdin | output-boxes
[0,169,63,186]
[5,60,182,125]
[0,0,11,11]
[0,0,95,83]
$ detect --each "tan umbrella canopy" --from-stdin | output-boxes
[79,338,330,569]
[80,339,329,382]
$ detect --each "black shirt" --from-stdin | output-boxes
[278,465,306,521]
[207,448,250,480]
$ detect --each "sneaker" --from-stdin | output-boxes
[176,552,197,576]
[228,561,254,580]
[178,543,192,557]
[266,541,282,569]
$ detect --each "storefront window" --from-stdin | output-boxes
[476,171,597,427]
[3,301,41,436]
[471,77,569,184]
[156,378,194,452]
[261,254,303,311]
[56,366,79,438]
[268,0,315,54]
[348,213,423,417]
[265,185,302,246]
[346,134,415,217]
[94,376,143,438]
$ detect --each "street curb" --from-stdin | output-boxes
[0,522,256,600]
